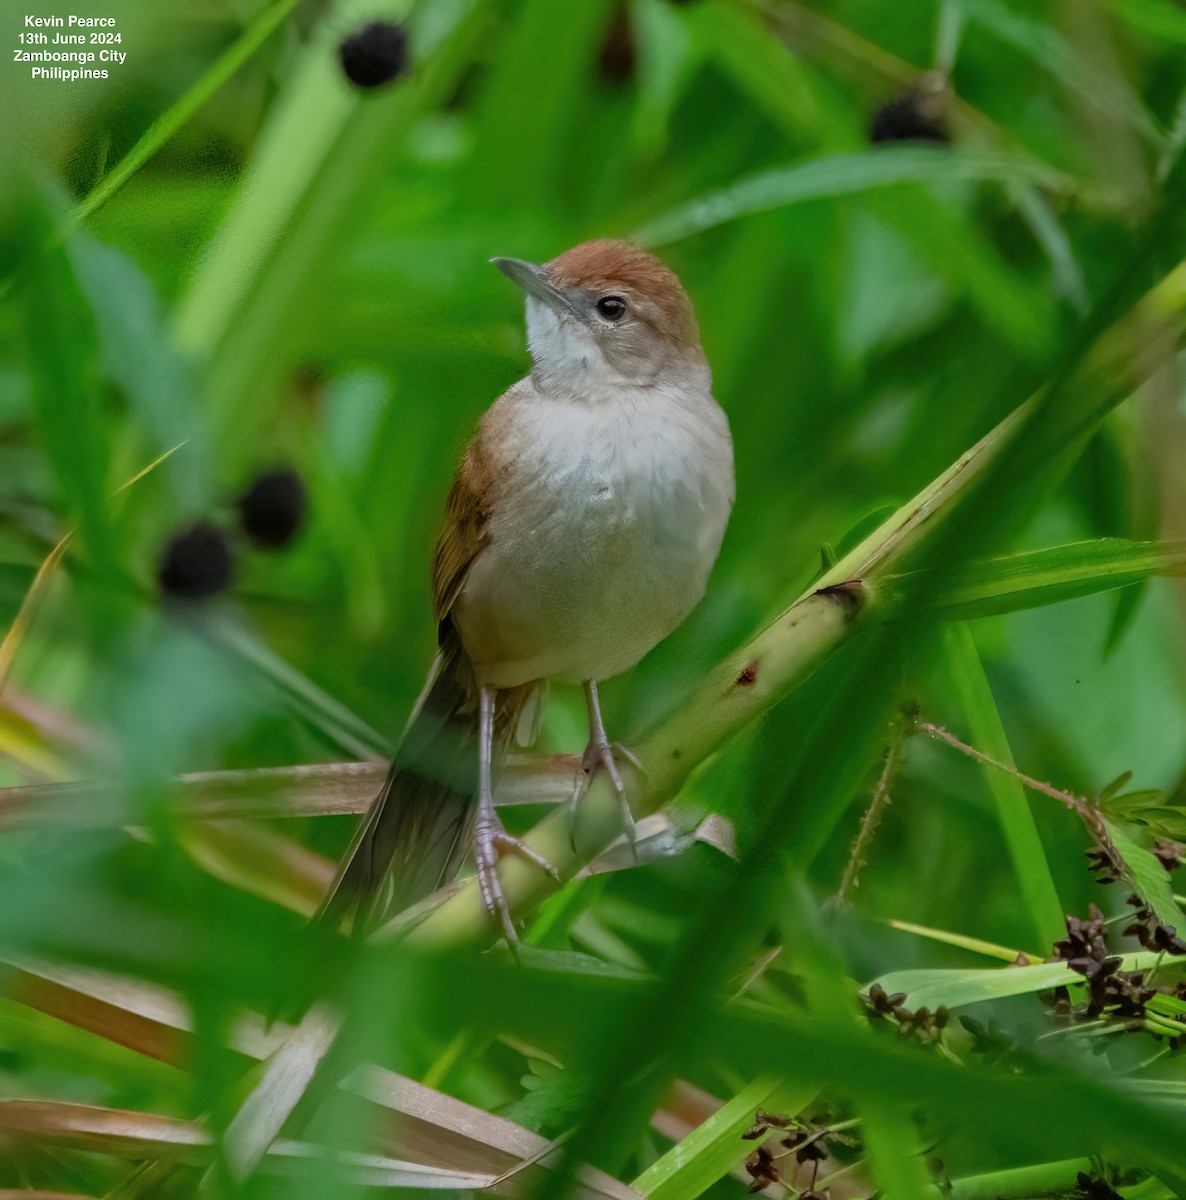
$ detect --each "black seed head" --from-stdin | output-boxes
[1154,839,1186,871]
[598,5,635,83]
[744,1144,780,1192]
[338,21,409,89]
[1153,924,1186,954]
[158,521,234,600]
[870,90,950,145]
[237,467,308,550]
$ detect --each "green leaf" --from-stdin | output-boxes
[629,0,700,154]
[1105,580,1147,657]
[871,950,1186,1010]
[633,147,1072,247]
[18,206,123,622]
[632,1077,815,1200]
[942,624,1064,948]
[861,1104,937,1200]
[871,186,1058,355]
[1108,822,1185,926]
[886,918,1038,963]
[1100,789,1166,816]
[1100,771,1135,801]
[1112,0,1186,44]
[947,1159,1096,1200]
[171,14,369,361]
[960,0,1164,146]
[835,503,902,561]
[70,236,204,508]
[1114,805,1186,841]
[882,539,1186,621]
[74,0,304,220]
[208,616,390,760]
[689,1,857,148]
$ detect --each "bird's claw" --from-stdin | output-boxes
[474,814,560,944]
[569,739,640,857]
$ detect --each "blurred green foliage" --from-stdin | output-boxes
[4,0,1186,1196]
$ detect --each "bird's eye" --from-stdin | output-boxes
[596,296,627,321]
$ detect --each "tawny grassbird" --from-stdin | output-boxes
[317,239,734,941]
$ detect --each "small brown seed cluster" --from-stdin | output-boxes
[741,1111,844,1197]
[864,983,949,1046]
[1048,905,1186,1032]
[1085,844,1124,884]
[1122,895,1186,956]
[1153,839,1186,871]
[869,85,950,144]
[1075,1171,1123,1200]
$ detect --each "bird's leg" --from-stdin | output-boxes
[570,679,639,852]
[473,687,559,943]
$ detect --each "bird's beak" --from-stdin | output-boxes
[491,257,575,316]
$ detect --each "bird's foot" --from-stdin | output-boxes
[569,738,641,855]
[474,812,560,944]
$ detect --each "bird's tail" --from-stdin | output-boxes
[313,632,539,937]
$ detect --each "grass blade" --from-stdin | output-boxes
[633,147,1072,247]
[885,538,1186,620]
[632,1077,814,1200]
[73,0,303,221]
[871,950,1185,1009]
[860,1105,936,1199]
[942,624,1064,948]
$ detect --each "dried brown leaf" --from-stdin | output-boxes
[0,755,576,830]
[0,1099,498,1189]
[2,959,637,1197]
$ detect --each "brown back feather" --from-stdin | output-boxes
[431,420,499,628]
[315,413,535,937]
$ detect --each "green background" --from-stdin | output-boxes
[3,0,1186,1196]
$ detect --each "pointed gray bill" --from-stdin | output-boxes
[491,257,576,316]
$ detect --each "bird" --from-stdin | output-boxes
[315,239,735,942]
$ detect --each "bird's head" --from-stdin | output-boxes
[493,239,707,397]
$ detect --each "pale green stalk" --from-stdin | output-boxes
[404,268,1186,951]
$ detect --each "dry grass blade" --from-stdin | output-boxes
[211,1002,339,1186]
[4,958,201,1064]
[0,1099,207,1160]
[0,755,578,830]
[0,532,72,701]
[582,812,735,875]
[0,1191,101,1199]
[0,959,638,1197]
[0,1099,499,1189]
[181,819,334,916]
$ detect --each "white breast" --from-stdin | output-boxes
[455,379,734,689]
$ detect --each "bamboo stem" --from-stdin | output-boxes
[404,269,1186,951]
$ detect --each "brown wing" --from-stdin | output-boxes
[431,418,499,631]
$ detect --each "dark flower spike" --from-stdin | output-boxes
[753,1109,793,1128]
[1075,1172,1123,1200]
[338,21,409,89]
[1152,924,1186,954]
[796,1140,828,1164]
[1154,839,1186,871]
[158,521,235,600]
[744,1144,781,1193]
[237,467,308,550]
[870,77,950,145]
